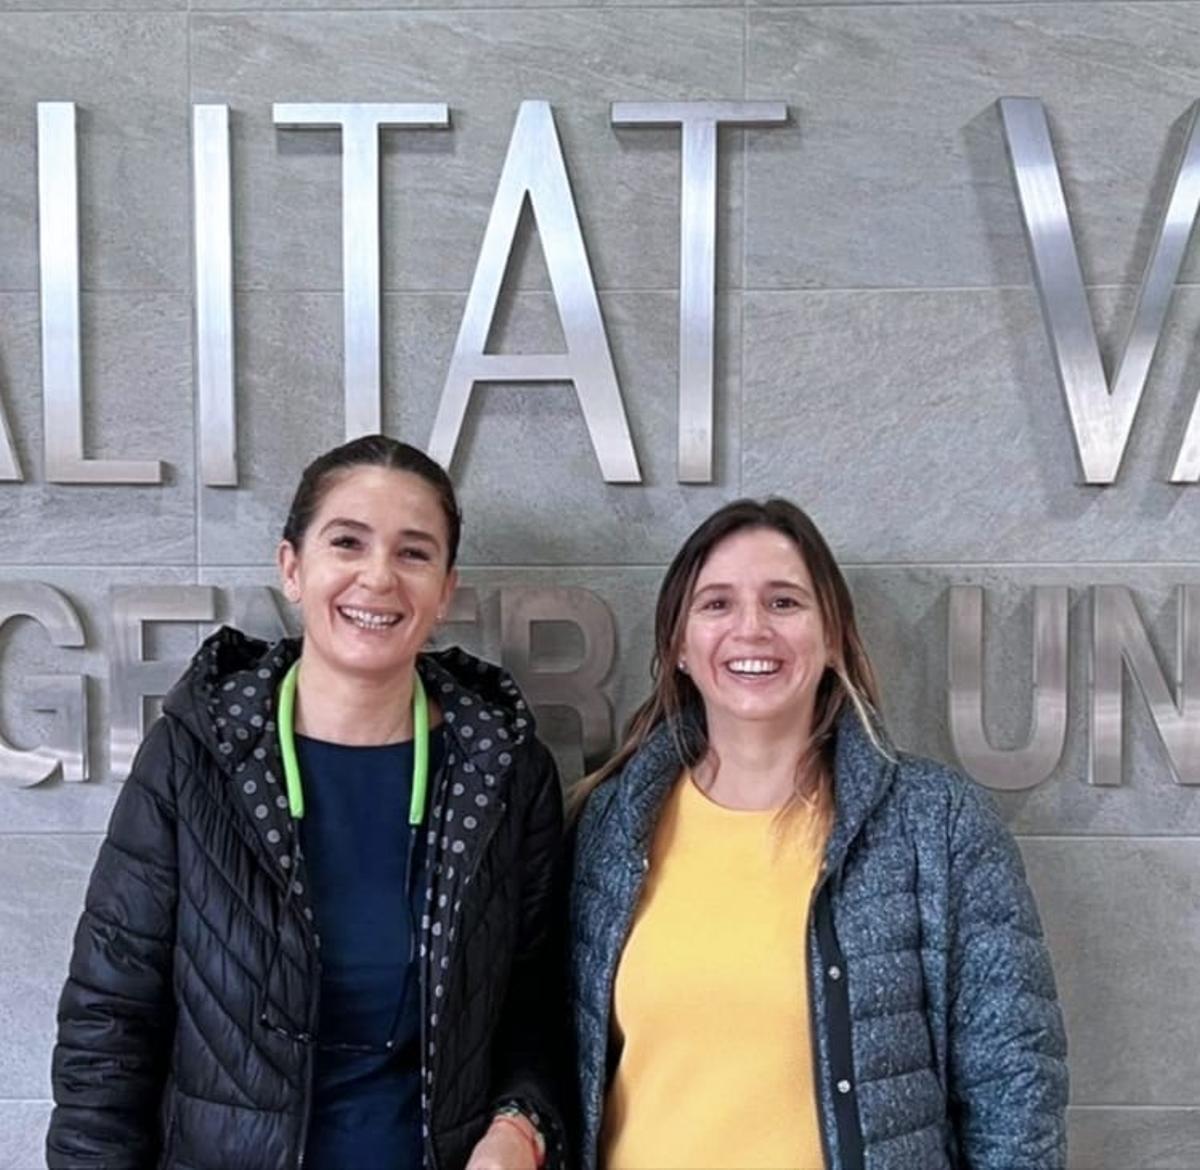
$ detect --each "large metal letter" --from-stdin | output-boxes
[1091,585,1200,786]
[0,391,19,481]
[947,585,1069,790]
[0,583,88,786]
[1000,98,1200,484]
[194,105,237,486]
[445,586,479,627]
[273,103,451,438]
[227,586,296,644]
[38,103,163,484]
[500,587,615,769]
[110,586,217,780]
[430,101,640,483]
[611,102,787,482]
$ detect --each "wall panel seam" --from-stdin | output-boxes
[1068,1104,1200,1111]
[9,284,1200,295]
[1015,835,1200,843]
[8,560,1200,571]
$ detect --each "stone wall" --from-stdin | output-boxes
[2,0,1199,1163]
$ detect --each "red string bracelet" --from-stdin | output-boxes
[491,1113,545,1168]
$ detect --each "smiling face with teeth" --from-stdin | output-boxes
[681,526,830,738]
[277,466,458,688]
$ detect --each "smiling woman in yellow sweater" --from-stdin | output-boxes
[567,498,1068,1170]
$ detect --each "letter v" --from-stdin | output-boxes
[999,98,1200,483]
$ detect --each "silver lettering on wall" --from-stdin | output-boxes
[429,100,641,483]
[193,105,237,487]
[226,586,296,644]
[37,103,164,485]
[274,103,451,439]
[1091,585,1200,786]
[1000,97,1200,485]
[611,102,787,482]
[7,579,1200,789]
[947,585,1068,790]
[0,384,19,481]
[500,586,615,769]
[442,585,480,631]
[110,586,217,780]
[0,584,88,786]
[24,675,89,783]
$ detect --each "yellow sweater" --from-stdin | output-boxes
[603,773,826,1170]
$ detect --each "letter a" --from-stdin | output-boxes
[429,101,640,482]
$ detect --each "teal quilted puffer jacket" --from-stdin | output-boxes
[568,712,1068,1170]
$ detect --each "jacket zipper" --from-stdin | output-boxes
[587,849,649,1170]
[296,943,320,1169]
[413,820,439,1170]
[424,799,508,1169]
[804,870,836,1170]
[288,824,318,1170]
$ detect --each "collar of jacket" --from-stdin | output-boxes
[611,707,897,872]
[162,627,537,887]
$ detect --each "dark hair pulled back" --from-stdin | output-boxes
[282,435,462,567]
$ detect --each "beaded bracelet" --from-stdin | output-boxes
[492,1108,546,1168]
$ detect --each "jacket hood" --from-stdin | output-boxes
[163,628,299,769]
[164,626,537,770]
[161,627,539,885]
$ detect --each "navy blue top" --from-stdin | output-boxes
[296,727,443,1170]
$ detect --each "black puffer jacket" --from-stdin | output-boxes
[48,629,566,1170]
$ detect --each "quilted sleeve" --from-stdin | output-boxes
[46,717,181,1169]
[489,736,569,1169]
[945,779,1069,1170]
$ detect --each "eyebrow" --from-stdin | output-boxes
[318,518,442,548]
[693,579,814,597]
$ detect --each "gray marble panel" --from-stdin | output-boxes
[194,0,728,9]
[1068,1108,1200,1169]
[1022,839,1200,1106]
[0,1101,51,1170]
[190,10,744,292]
[0,294,195,565]
[0,14,188,291]
[0,835,102,1099]
[742,287,1200,563]
[749,0,1175,6]
[746,4,1200,288]
[7,0,182,9]
[198,290,742,565]
[0,566,199,831]
[2,0,183,9]
[847,564,1200,836]
[194,293,343,566]
[195,0,726,9]
[748,0,959,5]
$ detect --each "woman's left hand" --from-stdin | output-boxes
[464,1117,539,1170]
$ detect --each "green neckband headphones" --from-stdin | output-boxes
[275,660,430,827]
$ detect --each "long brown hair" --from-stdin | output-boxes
[572,499,884,828]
